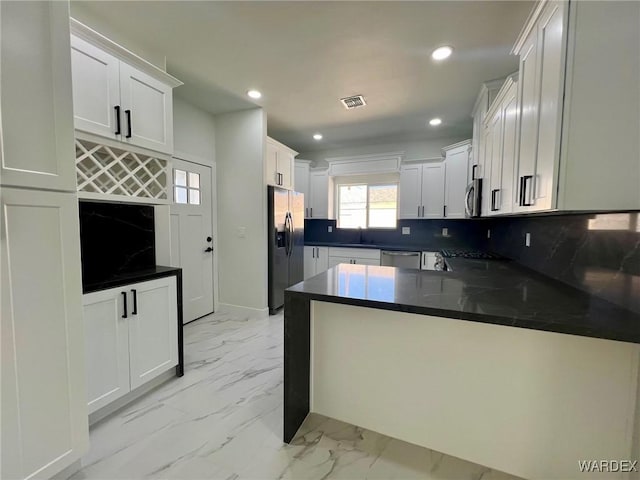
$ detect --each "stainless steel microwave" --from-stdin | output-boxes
[464,178,482,217]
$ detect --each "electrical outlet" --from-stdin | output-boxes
[237,227,246,238]
[328,226,333,233]
[525,232,531,247]
[442,228,448,237]
[402,227,410,235]
[487,229,491,239]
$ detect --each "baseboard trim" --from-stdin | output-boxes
[88,369,177,426]
[217,302,269,319]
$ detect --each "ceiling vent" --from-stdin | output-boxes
[340,95,367,110]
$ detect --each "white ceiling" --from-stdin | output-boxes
[71,1,533,153]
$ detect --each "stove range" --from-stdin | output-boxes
[440,249,502,260]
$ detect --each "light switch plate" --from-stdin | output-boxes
[487,229,491,239]
[328,226,333,232]
[442,228,448,237]
[402,227,410,235]
[525,232,531,247]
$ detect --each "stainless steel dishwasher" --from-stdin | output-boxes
[380,250,421,269]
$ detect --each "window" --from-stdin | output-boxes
[337,183,398,228]
[174,169,200,205]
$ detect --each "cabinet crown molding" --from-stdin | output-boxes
[70,18,183,88]
[267,136,299,156]
[472,78,506,117]
[512,0,550,54]
[442,139,471,154]
[326,152,404,176]
[484,72,519,124]
[401,156,443,164]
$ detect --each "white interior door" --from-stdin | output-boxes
[170,158,214,323]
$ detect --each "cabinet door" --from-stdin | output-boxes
[533,1,565,211]
[278,149,295,190]
[316,247,330,274]
[309,170,329,218]
[304,246,316,280]
[265,141,279,186]
[1,188,88,480]
[487,108,504,216]
[120,62,174,155]
[515,29,540,212]
[444,146,470,218]
[0,1,77,191]
[71,35,121,141]
[399,164,422,218]
[498,83,518,215]
[128,277,178,390]
[421,163,445,219]
[83,287,130,414]
[294,162,310,216]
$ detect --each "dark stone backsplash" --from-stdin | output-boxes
[304,218,487,251]
[485,212,640,314]
[305,212,640,313]
[79,201,156,287]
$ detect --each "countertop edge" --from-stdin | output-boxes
[83,266,182,294]
[284,289,640,345]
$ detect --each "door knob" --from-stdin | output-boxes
[204,247,213,253]
[206,236,212,242]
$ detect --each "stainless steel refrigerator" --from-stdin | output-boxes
[268,186,304,314]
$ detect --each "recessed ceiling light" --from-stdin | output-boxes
[247,89,262,99]
[431,46,453,61]
[313,133,323,140]
[429,118,442,126]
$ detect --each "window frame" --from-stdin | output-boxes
[335,180,399,230]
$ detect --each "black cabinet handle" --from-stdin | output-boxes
[472,164,478,180]
[521,175,534,206]
[131,289,138,315]
[121,292,128,319]
[125,109,132,138]
[443,205,447,217]
[114,105,121,135]
[491,189,499,211]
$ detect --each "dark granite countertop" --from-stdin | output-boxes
[286,260,640,344]
[83,265,182,294]
[304,242,441,252]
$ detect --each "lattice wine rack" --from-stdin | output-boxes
[75,139,169,201]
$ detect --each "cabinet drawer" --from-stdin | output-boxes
[328,247,381,260]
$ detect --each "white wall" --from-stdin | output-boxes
[214,108,268,314]
[173,97,216,163]
[298,137,466,167]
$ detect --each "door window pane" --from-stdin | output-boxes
[175,186,188,204]
[174,169,187,186]
[188,172,200,188]
[189,188,200,205]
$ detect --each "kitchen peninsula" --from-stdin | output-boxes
[284,262,640,480]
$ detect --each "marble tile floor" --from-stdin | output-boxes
[71,311,522,480]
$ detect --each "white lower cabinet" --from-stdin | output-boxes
[304,246,329,279]
[83,276,178,414]
[328,247,381,268]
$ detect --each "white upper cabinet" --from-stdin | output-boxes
[70,20,182,156]
[422,163,446,219]
[483,74,519,216]
[294,160,311,217]
[0,1,77,191]
[119,63,174,154]
[513,1,566,213]
[399,162,445,219]
[71,35,121,140]
[399,163,422,219]
[443,140,472,219]
[265,137,297,190]
[309,169,330,218]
